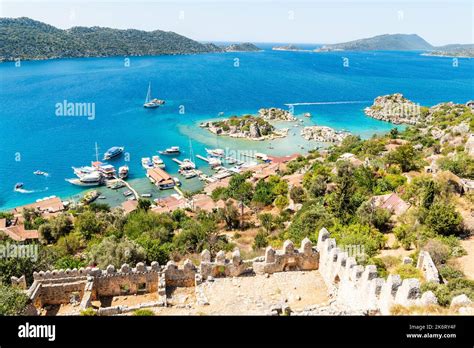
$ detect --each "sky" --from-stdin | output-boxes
[0,0,473,45]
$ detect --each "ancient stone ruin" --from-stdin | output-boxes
[11,230,472,315]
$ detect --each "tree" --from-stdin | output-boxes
[253,231,268,250]
[425,201,462,236]
[218,200,240,230]
[252,179,276,207]
[385,144,420,172]
[258,213,274,234]
[75,210,104,240]
[393,224,417,250]
[274,195,289,211]
[137,198,152,211]
[0,284,29,315]
[356,200,391,232]
[87,236,146,269]
[289,186,306,204]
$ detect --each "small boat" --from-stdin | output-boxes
[159,146,180,155]
[123,190,133,197]
[141,193,152,198]
[205,148,225,157]
[304,112,312,118]
[33,170,48,176]
[179,159,196,170]
[181,170,197,179]
[152,155,166,168]
[110,181,125,190]
[93,163,116,178]
[141,157,154,169]
[207,157,222,168]
[98,196,107,199]
[143,82,165,108]
[103,146,124,160]
[173,177,182,186]
[218,112,224,116]
[119,165,129,179]
[73,166,96,177]
[14,182,24,190]
[82,190,100,204]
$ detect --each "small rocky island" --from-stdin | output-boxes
[272,44,301,51]
[200,114,288,141]
[301,126,350,143]
[224,43,261,52]
[364,93,422,125]
[258,107,297,121]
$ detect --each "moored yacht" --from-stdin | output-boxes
[119,165,129,179]
[205,148,225,157]
[159,146,180,155]
[152,155,166,168]
[141,157,154,169]
[66,171,102,186]
[103,146,124,160]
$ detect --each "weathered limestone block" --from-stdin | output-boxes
[394,278,421,306]
[419,291,438,306]
[450,294,472,308]
[164,260,196,287]
[11,275,27,289]
[201,249,211,263]
[416,251,440,283]
[200,249,247,280]
[402,257,413,265]
[106,265,115,274]
[253,239,319,275]
[151,261,160,271]
[136,262,146,273]
[120,264,130,273]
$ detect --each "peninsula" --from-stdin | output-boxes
[0,17,261,62]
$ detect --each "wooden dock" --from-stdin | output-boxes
[113,177,139,200]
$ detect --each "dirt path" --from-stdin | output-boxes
[457,236,474,280]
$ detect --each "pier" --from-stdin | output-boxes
[112,177,139,200]
[196,155,210,163]
[172,158,183,165]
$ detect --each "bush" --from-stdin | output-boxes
[424,201,462,236]
[394,264,423,280]
[421,239,450,265]
[133,309,154,316]
[0,284,29,315]
[80,308,97,316]
[253,231,268,250]
[439,265,464,281]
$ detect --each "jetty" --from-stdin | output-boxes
[172,158,183,165]
[196,155,210,163]
[114,177,139,200]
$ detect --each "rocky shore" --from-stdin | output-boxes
[301,126,350,143]
[258,107,297,121]
[364,93,422,125]
[200,115,288,141]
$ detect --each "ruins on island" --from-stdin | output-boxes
[11,228,473,316]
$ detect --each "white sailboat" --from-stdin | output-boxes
[143,82,165,108]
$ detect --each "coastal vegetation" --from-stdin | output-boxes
[0,97,473,314]
[0,17,260,62]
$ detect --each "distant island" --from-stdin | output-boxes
[316,34,433,51]
[0,17,261,62]
[272,44,301,51]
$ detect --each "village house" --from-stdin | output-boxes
[371,192,411,217]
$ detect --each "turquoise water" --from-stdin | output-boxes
[0,46,473,210]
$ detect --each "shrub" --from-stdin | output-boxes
[0,284,29,315]
[253,231,268,250]
[424,201,462,236]
[394,264,423,280]
[438,265,464,281]
[80,308,97,316]
[133,309,155,316]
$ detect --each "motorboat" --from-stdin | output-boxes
[119,165,129,179]
[152,155,166,168]
[159,146,180,155]
[103,146,124,160]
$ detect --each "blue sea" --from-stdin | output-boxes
[0,43,473,210]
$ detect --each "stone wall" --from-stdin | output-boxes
[199,249,249,279]
[253,238,319,274]
[416,251,440,283]
[316,227,445,314]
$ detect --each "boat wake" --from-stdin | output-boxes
[14,187,49,194]
[285,100,371,106]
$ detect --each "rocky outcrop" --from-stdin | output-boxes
[200,115,288,141]
[364,93,421,125]
[301,126,350,143]
[258,107,297,121]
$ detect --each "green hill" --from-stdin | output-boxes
[0,17,259,61]
[319,34,434,51]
